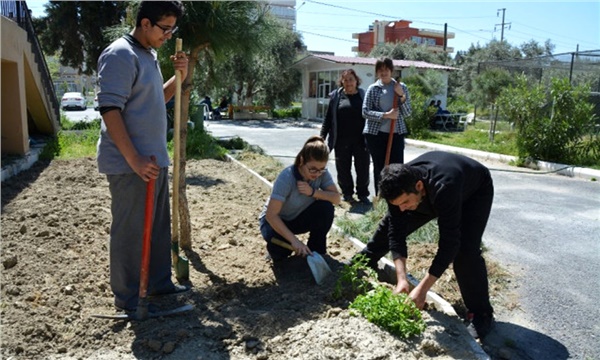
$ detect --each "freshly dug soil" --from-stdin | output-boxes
[1,157,483,359]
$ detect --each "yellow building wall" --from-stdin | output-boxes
[1,16,58,156]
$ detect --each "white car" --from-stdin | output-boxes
[93,96,99,111]
[61,92,87,111]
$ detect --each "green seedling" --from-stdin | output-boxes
[333,254,378,300]
[334,254,426,338]
[350,288,426,339]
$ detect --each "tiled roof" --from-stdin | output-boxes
[296,54,458,71]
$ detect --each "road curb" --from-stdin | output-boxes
[1,143,45,182]
[226,153,490,360]
[406,139,600,181]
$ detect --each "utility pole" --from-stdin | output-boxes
[443,23,447,52]
[495,8,511,42]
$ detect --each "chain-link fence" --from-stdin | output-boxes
[478,50,600,122]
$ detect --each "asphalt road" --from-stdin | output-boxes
[205,119,600,360]
[62,107,100,123]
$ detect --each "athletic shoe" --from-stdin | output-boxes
[358,196,371,204]
[466,312,495,339]
[149,284,190,297]
[343,195,356,203]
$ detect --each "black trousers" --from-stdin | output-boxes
[260,200,334,259]
[360,181,494,315]
[365,132,405,195]
[334,141,370,198]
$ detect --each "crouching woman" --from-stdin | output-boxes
[259,135,341,261]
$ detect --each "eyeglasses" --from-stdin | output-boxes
[153,22,178,36]
[306,165,327,174]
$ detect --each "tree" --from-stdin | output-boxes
[37,1,126,74]
[36,1,288,250]
[520,39,554,59]
[156,1,272,250]
[213,18,303,108]
[368,41,449,65]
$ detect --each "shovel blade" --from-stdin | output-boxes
[307,252,332,285]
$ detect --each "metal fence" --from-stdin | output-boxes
[478,50,600,122]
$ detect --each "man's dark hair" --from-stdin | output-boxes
[136,1,184,27]
[375,57,394,74]
[378,164,421,200]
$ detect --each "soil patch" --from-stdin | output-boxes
[2,157,484,359]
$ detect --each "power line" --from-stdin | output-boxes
[511,21,600,48]
[304,0,443,27]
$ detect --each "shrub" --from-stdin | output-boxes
[272,107,301,119]
[183,127,228,160]
[498,75,599,164]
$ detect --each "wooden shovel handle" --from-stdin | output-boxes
[172,38,182,266]
[271,238,294,251]
[384,92,399,167]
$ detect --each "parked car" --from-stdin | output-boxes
[93,96,99,111]
[61,92,86,111]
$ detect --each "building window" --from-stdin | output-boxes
[309,72,317,98]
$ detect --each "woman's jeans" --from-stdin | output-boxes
[260,200,334,260]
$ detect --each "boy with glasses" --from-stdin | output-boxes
[96,1,188,313]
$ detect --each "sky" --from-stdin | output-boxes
[26,0,600,57]
[294,0,599,56]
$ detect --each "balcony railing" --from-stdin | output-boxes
[1,0,60,121]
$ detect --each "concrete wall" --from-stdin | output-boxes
[296,58,450,120]
[1,16,58,156]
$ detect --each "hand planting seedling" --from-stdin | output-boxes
[334,254,427,338]
[350,287,426,339]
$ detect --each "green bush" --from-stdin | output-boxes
[498,75,599,165]
[217,136,247,150]
[447,97,471,114]
[39,137,61,160]
[272,107,301,119]
[183,127,228,160]
[402,71,441,139]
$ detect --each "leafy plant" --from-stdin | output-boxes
[333,254,377,301]
[39,137,60,160]
[272,107,302,119]
[183,127,228,160]
[334,255,426,338]
[350,287,426,339]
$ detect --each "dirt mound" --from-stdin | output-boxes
[1,157,481,359]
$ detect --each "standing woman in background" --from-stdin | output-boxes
[362,57,412,195]
[320,69,370,204]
